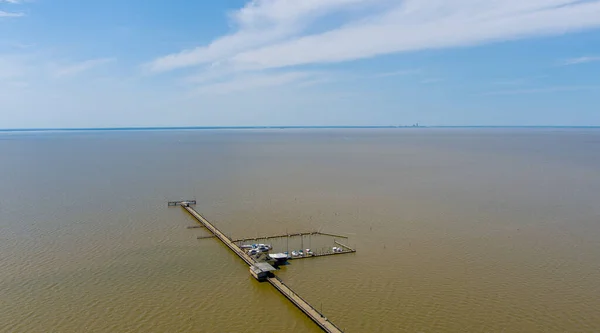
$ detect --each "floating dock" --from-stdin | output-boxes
[172,201,345,333]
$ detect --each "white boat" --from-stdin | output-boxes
[291,251,299,257]
[269,253,289,263]
[241,244,253,249]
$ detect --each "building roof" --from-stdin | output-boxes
[251,262,276,274]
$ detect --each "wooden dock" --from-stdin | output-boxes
[288,250,355,261]
[175,203,344,333]
[187,225,204,229]
[168,200,197,207]
[268,276,344,333]
[181,204,255,266]
[197,235,216,240]
[334,240,355,252]
[232,231,348,243]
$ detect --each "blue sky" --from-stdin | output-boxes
[1,0,600,128]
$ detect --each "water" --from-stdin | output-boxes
[1,128,599,332]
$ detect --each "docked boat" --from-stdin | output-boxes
[268,253,290,264]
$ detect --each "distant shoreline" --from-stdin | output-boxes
[1,126,599,132]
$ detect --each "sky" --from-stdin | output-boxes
[1,0,600,128]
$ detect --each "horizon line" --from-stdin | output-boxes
[1,125,599,132]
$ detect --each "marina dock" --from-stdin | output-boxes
[287,249,355,260]
[172,201,345,333]
[232,231,348,243]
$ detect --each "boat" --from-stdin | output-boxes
[305,249,314,256]
[268,253,290,263]
[240,244,253,249]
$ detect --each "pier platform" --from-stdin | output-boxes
[173,202,345,333]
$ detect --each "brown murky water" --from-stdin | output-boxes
[1,129,599,332]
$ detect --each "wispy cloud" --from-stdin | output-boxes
[1,0,25,3]
[482,86,600,96]
[149,0,600,76]
[0,54,33,91]
[563,56,600,65]
[53,58,115,77]
[146,0,370,73]
[0,55,29,79]
[0,11,24,17]
[194,71,318,95]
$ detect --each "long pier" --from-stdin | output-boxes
[181,204,255,266]
[175,202,344,333]
[268,276,345,333]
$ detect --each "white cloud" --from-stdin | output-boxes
[1,0,24,3]
[146,0,375,73]
[53,58,115,77]
[0,11,24,17]
[149,0,600,76]
[233,0,600,70]
[563,56,600,65]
